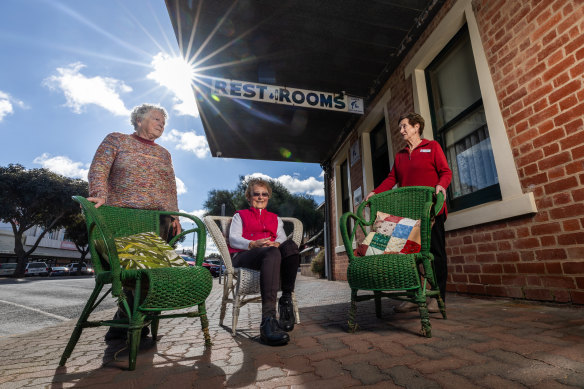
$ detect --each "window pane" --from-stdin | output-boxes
[369,120,390,188]
[340,160,350,214]
[428,32,481,128]
[445,107,498,199]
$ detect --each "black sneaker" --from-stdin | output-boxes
[278,296,295,332]
[260,316,289,346]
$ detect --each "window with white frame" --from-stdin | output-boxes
[426,25,501,212]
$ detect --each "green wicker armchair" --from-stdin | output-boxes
[59,196,213,370]
[340,186,445,337]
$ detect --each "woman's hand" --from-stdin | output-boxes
[87,197,106,208]
[171,217,182,235]
[248,238,276,249]
[365,191,376,201]
[435,185,447,198]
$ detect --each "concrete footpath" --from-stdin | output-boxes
[0,275,583,388]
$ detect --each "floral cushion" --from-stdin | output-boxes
[96,232,188,270]
[355,212,421,256]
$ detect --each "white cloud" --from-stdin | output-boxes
[162,128,210,158]
[147,52,199,117]
[43,62,131,116]
[33,153,89,180]
[175,176,187,195]
[0,90,26,122]
[243,172,324,197]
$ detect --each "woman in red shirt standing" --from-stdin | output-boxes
[365,112,452,312]
[228,178,300,346]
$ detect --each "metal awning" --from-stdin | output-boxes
[165,0,443,163]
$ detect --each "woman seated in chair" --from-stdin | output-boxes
[228,178,300,346]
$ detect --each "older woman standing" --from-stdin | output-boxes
[366,112,452,312]
[87,103,181,340]
[228,178,300,346]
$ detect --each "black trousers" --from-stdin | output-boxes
[232,239,300,318]
[430,213,448,302]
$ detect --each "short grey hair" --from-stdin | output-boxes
[245,177,272,202]
[130,104,168,129]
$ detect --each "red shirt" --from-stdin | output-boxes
[373,139,452,214]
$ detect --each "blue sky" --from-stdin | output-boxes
[0,1,324,251]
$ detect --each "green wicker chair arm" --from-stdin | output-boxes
[161,211,206,266]
[72,196,124,298]
[433,192,445,217]
[340,211,369,263]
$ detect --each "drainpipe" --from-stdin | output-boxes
[321,162,333,281]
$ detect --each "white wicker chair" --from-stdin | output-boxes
[204,215,303,335]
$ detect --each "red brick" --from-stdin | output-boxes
[542,142,560,157]
[570,290,584,305]
[477,243,498,253]
[553,289,572,303]
[526,275,542,286]
[521,250,536,261]
[501,275,526,286]
[517,262,546,274]
[461,245,477,254]
[571,188,584,202]
[505,286,525,298]
[502,264,517,274]
[451,274,468,283]
[513,238,540,250]
[485,285,507,297]
[534,126,567,147]
[496,252,520,262]
[545,262,564,274]
[554,102,584,128]
[562,218,582,231]
[547,167,566,180]
[571,144,584,159]
[557,232,584,245]
[540,235,557,246]
[566,160,584,175]
[492,229,516,240]
[543,55,577,85]
[534,249,567,261]
[564,26,584,54]
[552,192,572,206]
[516,227,530,238]
[563,261,584,274]
[576,277,584,289]
[517,148,544,167]
[531,222,562,235]
[467,284,487,295]
[544,176,579,195]
[476,253,496,263]
[463,264,481,273]
[480,274,502,285]
[549,203,584,219]
[541,276,576,289]
[523,288,554,301]
[482,264,503,273]
[468,274,481,284]
[566,246,584,259]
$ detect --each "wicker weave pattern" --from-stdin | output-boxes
[340,186,446,338]
[139,266,213,310]
[59,196,212,371]
[204,215,303,335]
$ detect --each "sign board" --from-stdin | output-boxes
[206,76,364,114]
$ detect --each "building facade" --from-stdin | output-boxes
[328,0,584,304]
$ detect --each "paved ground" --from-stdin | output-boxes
[0,275,583,388]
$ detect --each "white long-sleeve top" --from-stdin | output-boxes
[228,211,287,250]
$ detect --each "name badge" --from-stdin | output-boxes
[420,149,431,153]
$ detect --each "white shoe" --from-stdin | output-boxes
[427,299,440,313]
[394,301,418,313]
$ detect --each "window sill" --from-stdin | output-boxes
[335,243,355,254]
[445,192,537,231]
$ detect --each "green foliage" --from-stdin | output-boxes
[310,250,325,278]
[62,213,89,260]
[0,164,89,276]
[204,175,324,234]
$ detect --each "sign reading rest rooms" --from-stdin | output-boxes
[209,77,364,114]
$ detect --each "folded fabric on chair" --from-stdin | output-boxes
[96,232,189,269]
[355,211,421,256]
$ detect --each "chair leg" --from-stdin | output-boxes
[128,323,143,371]
[348,288,359,333]
[219,275,231,326]
[198,302,212,346]
[374,291,382,319]
[232,293,241,336]
[151,314,160,340]
[59,282,104,366]
[416,292,432,338]
[291,292,300,324]
[437,295,447,319]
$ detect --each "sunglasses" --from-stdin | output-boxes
[252,192,269,198]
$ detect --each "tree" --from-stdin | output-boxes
[203,176,324,235]
[0,164,89,277]
[62,213,90,263]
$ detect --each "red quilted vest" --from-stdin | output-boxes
[228,208,278,253]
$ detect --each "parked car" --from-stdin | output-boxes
[65,263,94,276]
[49,266,70,276]
[25,262,49,277]
[202,259,223,278]
[0,263,17,277]
[180,254,197,267]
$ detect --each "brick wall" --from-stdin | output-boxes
[327,0,584,304]
[445,0,584,304]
